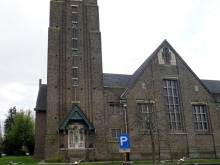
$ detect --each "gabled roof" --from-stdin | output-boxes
[120,39,212,97]
[121,40,168,96]
[59,105,95,131]
[34,84,47,111]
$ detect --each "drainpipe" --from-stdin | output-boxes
[121,98,130,162]
[123,103,128,134]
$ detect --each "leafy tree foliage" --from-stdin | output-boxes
[8,110,35,147]
[3,108,35,155]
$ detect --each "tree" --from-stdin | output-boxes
[138,79,157,163]
[3,107,17,155]
[4,108,35,155]
[126,77,158,163]
[135,101,157,163]
[4,107,16,133]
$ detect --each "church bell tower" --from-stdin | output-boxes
[45,0,105,162]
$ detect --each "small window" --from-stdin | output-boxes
[72,23,77,29]
[72,50,78,56]
[138,103,155,131]
[73,28,77,38]
[72,67,78,78]
[139,104,149,113]
[72,67,78,86]
[72,6,78,12]
[109,103,121,114]
[111,128,122,138]
[72,79,78,86]
[192,105,209,131]
[72,12,77,22]
[72,39,77,49]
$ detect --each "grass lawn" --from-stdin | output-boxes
[1,156,220,165]
[0,155,40,165]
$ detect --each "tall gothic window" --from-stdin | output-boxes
[68,124,85,148]
[163,79,183,131]
[192,105,209,131]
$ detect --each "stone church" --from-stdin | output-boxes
[34,0,220,162]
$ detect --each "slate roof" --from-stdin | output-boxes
[201,80,220,93]
[103,73,131,87]
[35,84,47,111]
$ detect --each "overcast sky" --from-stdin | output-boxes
[0,0,220,122]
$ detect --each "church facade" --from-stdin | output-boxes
[34,0,220,162]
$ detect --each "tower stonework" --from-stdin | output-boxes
[45,0,105,162]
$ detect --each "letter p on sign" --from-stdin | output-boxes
[118,134,130,148]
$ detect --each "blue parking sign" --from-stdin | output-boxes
[118,134,130,148]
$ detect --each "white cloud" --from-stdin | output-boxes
[0,0,48,121]
[99,0,220,79]
[0,82,38,121]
